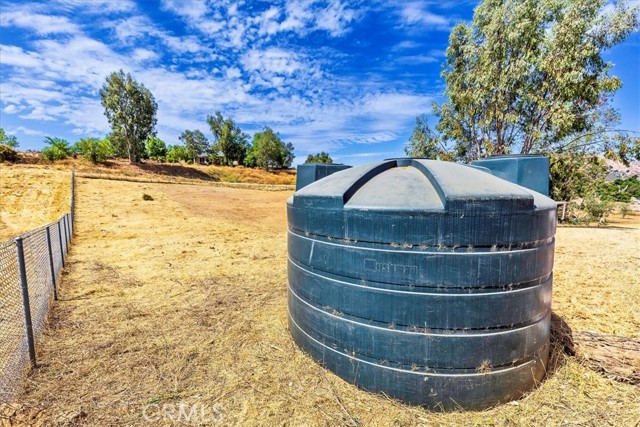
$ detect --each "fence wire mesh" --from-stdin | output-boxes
[0,171,73,403]
[0,240,29,403]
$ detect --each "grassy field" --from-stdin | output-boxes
[1,167,639,426]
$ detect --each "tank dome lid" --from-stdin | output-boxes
[288,159,556,246]
[290,158,556,214]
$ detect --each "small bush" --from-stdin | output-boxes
[582,195,613,225]
[142,193,154,201]
[74,137,112,163]
[0,144,18,162]
[619,203,632,219]
[41,137,71,161]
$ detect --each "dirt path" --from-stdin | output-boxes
[6,178,640,426]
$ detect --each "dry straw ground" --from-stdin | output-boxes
[0,167,71,240]
[0,166,639,426]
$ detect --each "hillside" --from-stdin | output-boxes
[0,167,72,240]
[12,155,297,186]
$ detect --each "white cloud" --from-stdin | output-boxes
[242,48,303,76]
[11,126,47,136]
[161,0,209,20]
[0,10,80,35]
[315,0,358,36]
[399,2,450,29]
[396,54,439,64]
[0,1,432,156]
[392,40,422,51]
[132,48,159,62]
[56,0,136,14]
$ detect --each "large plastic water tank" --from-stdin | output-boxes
[471,155,550,196]
[296,163,352,190]
[287,158,556,410]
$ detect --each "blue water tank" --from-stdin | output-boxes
[471,155,550,196]
[296,163,352,190]
[287,158,556,410]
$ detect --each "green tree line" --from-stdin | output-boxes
[1,70,296,169]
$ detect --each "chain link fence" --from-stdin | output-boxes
[0,171,74,403]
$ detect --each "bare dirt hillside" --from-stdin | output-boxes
[0,167,72,240]
[11,156,296,185]
[2,175,638,426]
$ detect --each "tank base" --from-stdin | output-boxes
[289,312,549,411]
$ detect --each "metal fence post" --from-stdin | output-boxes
[15,237,37,367]
[58,220,65,268]
[63,215,69,253]
[45,227,58,301]
[67,213,72,244]
[70,169,75,230]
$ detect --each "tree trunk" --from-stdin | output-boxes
[128,140,136,164]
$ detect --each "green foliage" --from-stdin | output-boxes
[165,145,189,163]
[549,152,608,201]
[582,195,614,225]
[404,115,454,160]
[41,137,71,161]
[145,136,167,161]
[74,137,112,163]
[142,193,154,201]
[598,177,640,203]
[243,146,257,168]
[305,152,333,164]
[179,130,209,162]
[100,70,158,163]
[249,127,295,169]
[0,128,19,148]
[0,144,18,162]
[207,112,250,166]
[433,0,639,161]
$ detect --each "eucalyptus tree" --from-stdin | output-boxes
[433,0,639,161]
[100,70,157,163]
[206,112,250,165]
[179,129,209,163]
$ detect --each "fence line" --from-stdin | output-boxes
[0,169,74,403]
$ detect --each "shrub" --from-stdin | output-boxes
[74,137,112,163]
[41,137,71,161]
[582,195,613,225]
[598,177,640,203]
[142,193,154,201]
[146,136,167,161]
[619,203,632,219]
[165,145,189,163]
[0,144,18,162]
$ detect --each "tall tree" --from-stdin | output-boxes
[100,70,157,163]
[305,152,333,164]
[403,115,454,160]
[433,0,638,162]
[249,127,295,169]
[206,112,250,166]
[179,129,209,163]
[0,128,19,148]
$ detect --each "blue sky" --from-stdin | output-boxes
[0,0,638,165]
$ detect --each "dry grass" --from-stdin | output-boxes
[6,156,296,185]
[1,173,639,426]
[0,166,71,240]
